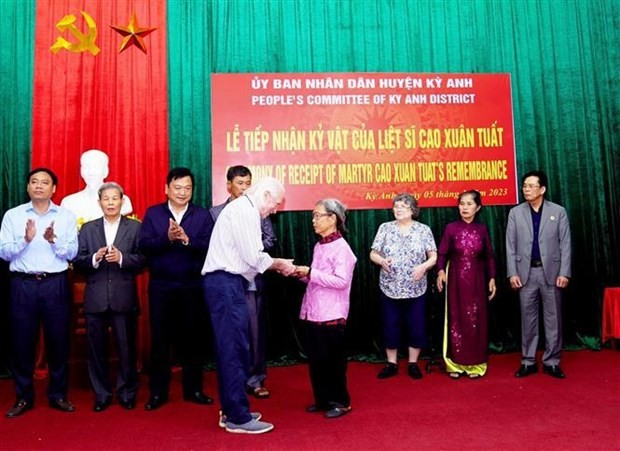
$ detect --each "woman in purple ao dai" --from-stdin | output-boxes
[436,190,496,379]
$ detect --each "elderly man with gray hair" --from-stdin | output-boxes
[201,176,295,434]
[73,182,145,412]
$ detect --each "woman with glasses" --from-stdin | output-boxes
[370,193,437,380]
[436,190,496,380]
[293,199,357,419]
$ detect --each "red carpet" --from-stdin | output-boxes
[0,350,618,450]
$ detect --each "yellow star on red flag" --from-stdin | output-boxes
[110,11,156,54]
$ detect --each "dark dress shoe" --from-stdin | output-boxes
[144,396,167,411]
[6,400,32,418]
[183,392,214,405]
[93,399,111,412]
[514,364,538,378]
[306,404,329,413]
[407,363,423,379]
[49,398,76,412]
[377,362,398,379]
[119,398,136,410]
[325,405,352,419]
[543,365,566,379]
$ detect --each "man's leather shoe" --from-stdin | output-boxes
[183,392,214,405]
[543,365,566,379]
[49,398,76,412]
[93,399,111,412]
[306,404,329,413]
[119,398,136,410]
[515,364,538,378]
[325,405,352,419]
[6,400,32,418]
[144,396,167,411]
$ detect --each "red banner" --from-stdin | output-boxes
[212,73,517,210]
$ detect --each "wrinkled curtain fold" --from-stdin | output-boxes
[167,0,618,358]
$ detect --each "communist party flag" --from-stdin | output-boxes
[31,0,169,218]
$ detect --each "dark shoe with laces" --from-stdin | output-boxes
[49,398,76,412]
[6,399,32,418]
[407,362,423,379]
[377,362,398,379]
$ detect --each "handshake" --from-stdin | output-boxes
[271,258,310,278]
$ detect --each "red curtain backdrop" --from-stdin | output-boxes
[31,0,169,218]
[31,0,170,364]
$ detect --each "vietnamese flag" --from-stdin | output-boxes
[31,0,169,218]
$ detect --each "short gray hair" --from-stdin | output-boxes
[392,193,420,220]
[246,176,285,200]
[316,198,348,233]
[98,182,124,199]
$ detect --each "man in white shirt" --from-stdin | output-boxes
[202,176,295,434]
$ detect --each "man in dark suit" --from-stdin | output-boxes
[74,182,145,411]
[139,167,214,410]
[210,165,277,399]
[506,170,572,379]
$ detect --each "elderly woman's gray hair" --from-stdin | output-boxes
[392,193,420,220]
[98,182,124,199]
[316,198,348,233]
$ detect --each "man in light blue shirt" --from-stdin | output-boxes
[0,168,78,418]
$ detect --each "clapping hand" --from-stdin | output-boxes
[24,219,36,243]
[43,221,57,244]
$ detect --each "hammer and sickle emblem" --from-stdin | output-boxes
[50,11,100,55]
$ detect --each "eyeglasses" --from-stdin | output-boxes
[312,212,333,220]
[393,205,412,211]
[522,184,540,190]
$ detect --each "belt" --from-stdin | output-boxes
[530,260,543,268]
[315,318,347,327]
[11,270,67,281]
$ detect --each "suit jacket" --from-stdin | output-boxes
[74,216,145,313]
[506,199,571,286]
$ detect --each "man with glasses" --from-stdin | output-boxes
[506,170,571,379]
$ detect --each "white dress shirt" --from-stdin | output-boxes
[201,195,273,281]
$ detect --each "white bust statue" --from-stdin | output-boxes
[61,149,133,221]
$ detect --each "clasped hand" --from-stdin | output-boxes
[95,245,121,264]
[168,219,189,244]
